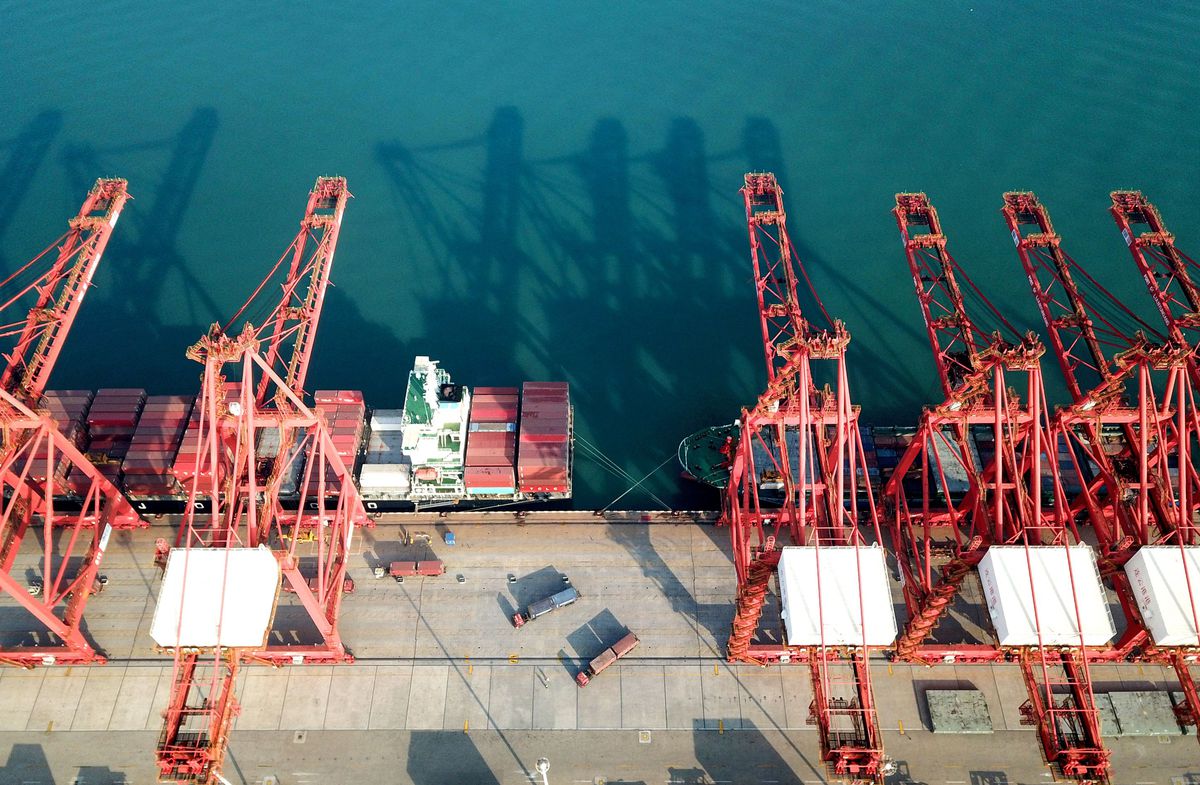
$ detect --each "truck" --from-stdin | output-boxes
[512,585,580,628]
[376,560,445,580]
[576,631,639,686]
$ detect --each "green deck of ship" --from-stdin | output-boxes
[677,424,735,489]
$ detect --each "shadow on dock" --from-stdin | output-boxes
[406,731,500,785]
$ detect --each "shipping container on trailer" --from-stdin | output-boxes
[576,632,638,686]
[512,585,580,628]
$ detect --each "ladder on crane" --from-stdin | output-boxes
[0,178,142,669]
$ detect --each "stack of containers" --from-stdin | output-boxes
[86,388,147,487]
[122,395,194,497]
[464,386,518,495]
[1053,433,1084,497]
[359,409,409,496]
[859,424,880,496]
[39,390,94,494]
[313,390,366,493]
[516,382,570,494]
[171,383,241,487]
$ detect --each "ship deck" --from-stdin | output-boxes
[0,521,1197,784]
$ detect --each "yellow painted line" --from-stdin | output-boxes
[887,663,893,676]
[897,719,904,734]
[718,719,724,734]
[509,653,520,664]
[464,719,469,733]
[46,721,53,733]
[713,663,719,675]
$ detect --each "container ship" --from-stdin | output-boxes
[678,421,1100,507]
[41,355,572,516]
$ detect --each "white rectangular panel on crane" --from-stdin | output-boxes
[150,547,281,648]
[978,545,1114,646]
[1123,546,1200,646]
[777,545,898,646]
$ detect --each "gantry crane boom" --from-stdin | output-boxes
[224,176,349,406]
[1110,191,1200,345]
[1108,191,1200,742]
[888,193,1109,782]
[724,173,888,783]
[0,179,128,402]
[0,179,142,669]
[885,193,1042,658]
[156,178,362,785]
[1003,192,1195,547]
[894,193,989,399]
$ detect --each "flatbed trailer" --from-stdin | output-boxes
[381,560,445,580]
[576,631,638,686]
[512,585,580,628]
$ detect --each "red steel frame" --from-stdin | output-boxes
[887,193,1110,782]
[723,173,888,782]
[1108,191,1200,738]
[156,178,366,784]
[1003,191,1197,572]
[0,179,143,669]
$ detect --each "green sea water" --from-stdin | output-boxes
[1,1,1198,510]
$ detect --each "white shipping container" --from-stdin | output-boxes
[370,410,406,431]
[150,547,280,648]
[1123,546,1200,646]
[359,464,411,489]
[777,546,898,646]
[368,430,405,453]
[978,546,1115,647]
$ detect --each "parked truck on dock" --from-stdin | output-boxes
[576,631,639,686]
[512,585,579,628]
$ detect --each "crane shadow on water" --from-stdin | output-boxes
[57,107,223,390]
[374,108,914,508]
[0,110,63,272]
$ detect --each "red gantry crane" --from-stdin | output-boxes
[1003,190,1196,598]
[887,193,1111,782]
[0,178,142,668]
[723,173,891,782]
[154,177,365,784]
[1107,190,1200,739]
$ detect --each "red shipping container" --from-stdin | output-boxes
[519,467,569,481]
[523,398,568,409]
[519,432,569,444]
[467,432,516,448]
[519,441,569,463]
[470,403,519,422]
[520,483,568,494]
[314,390,364,405]
[523,387,568,397]
[473,387,518,396]
[466,453,515,468]
[464,466,515,487]
[520,417,568,429]
[470,396,518,408]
